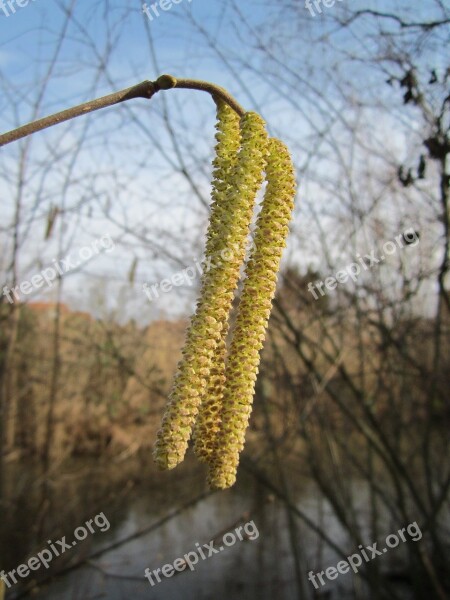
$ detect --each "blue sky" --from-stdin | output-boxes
[0,0,447,321]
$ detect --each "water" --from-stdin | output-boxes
[0,455,421,599]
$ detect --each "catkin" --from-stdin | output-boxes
[207,138,296,489]
[192,100,239,463]
[153,109,269,470]
[192,330,228,463]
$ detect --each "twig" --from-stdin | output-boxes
[0,75,246,148]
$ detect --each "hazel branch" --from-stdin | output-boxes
[0,75,246,148]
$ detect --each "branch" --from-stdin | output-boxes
[0,75,246,148]
[167,76,245,116]
[341,9,450,30]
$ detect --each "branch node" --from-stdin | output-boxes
[156,74,178,90]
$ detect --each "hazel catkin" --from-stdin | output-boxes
[207,137,296,489]
[153,108,269,470]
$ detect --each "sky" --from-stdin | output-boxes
[0,0,447,322]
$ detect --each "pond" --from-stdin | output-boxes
[0,455,419,599]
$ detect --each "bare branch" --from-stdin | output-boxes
[341,9,450,30]
[0,75,246,148]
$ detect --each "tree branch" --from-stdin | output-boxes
[341,9,450,30]
[0,75,246,148]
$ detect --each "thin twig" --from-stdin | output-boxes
[173,77,245,116]
[0,75,246,148]
[0,81,157,148]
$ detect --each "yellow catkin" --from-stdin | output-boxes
[204,99,241,259]
[153,110,269,470]
[208,138,297,489]
[193,330,228,463]
[192,101,241,463]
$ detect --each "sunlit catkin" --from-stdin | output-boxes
[208,138,296,489]
[192,100,239,462]
[153,110,269,470]
[193,331,228,463]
